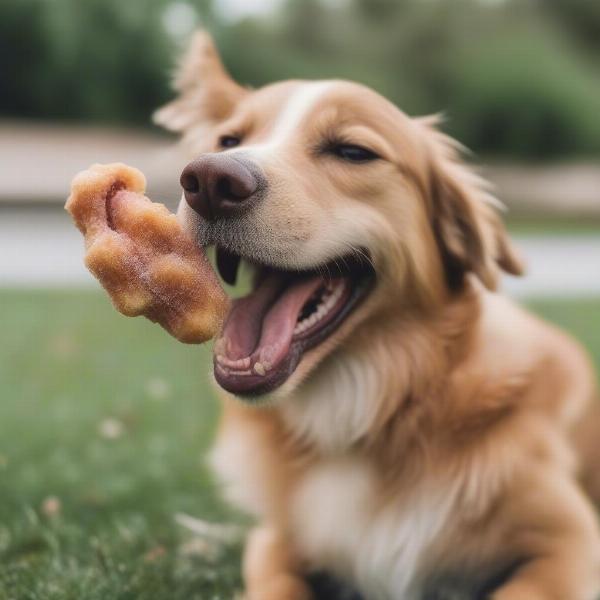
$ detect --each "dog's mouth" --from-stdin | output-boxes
[213,247,375,397]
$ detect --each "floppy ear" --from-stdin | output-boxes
[417,116,524,291]
[153,31,247,136]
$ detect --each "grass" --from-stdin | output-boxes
[0,290,241,600]
[506,216,600,237]
[0,290,599,599]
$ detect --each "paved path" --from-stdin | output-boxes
[0,207,93,288]
[502,237,600,299]
[0,121,185,204]
[0,207,598,298]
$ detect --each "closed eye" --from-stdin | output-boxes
[325,143,380,163]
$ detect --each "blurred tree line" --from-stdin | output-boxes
[1,0,599,159]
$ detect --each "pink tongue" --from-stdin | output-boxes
[222,273,324,362]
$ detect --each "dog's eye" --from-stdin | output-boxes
[219,135,241,149]
[330,144,379,163]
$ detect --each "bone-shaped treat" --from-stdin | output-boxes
[65,163,227,343]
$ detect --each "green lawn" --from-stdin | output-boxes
[506,217,600,237]
[0,290,241,600]
[0,290,599,600]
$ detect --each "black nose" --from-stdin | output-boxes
[180,155,261,221]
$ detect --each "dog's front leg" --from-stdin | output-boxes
[243,525,313,600]
[489,542,599,600]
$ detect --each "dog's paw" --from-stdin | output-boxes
[66,163,227,343]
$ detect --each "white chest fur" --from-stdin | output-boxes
[290,457,457,600]
[279,348,385,453]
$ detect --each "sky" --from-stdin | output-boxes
[162,0,286,37]
[207,0,507,23]
[212,0,355,22]
[214,0,285,22]
[162,0,506,39]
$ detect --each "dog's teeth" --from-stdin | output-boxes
[293,280,348,336]
[215,363,229,376]
[259,345,277,365]
[253,362,266,376]
[216,355,251,369]
[294,320,308,334]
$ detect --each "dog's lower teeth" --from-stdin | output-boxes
[216,354,251,370]
[259,345,277,365]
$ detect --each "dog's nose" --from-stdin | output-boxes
[180,155,260,221]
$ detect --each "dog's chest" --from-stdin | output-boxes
[290,458,456,600]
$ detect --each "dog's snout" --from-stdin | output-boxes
[180,155,262,221]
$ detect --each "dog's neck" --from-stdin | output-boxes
[279,281,481,457]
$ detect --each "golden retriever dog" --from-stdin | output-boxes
[155,32,600,600]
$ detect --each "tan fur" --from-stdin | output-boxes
[159,33,600,600]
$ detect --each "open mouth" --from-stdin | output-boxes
[213,247,375,397]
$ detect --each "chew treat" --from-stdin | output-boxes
[65,163,228,343]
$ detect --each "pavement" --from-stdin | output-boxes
[0,121,185,205]
[0,204,598,298]
[502,236,600,298]
[480,162,600,218]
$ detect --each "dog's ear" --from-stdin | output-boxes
[417,116,524,291]
[153,31,247,134]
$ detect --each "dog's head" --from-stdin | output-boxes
[155,32,523,401]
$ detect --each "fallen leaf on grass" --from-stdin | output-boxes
[174,513,245,544]
[144,545,166,563]
[145,377,171,400]
[178,537,221,561]
[41,496,61,518]
[98,418,125,440]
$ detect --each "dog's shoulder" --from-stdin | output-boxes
[472,289,595,426]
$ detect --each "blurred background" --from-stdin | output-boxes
[0,1,598,598]
[1,0,599,290]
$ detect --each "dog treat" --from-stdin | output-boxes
[65,163,227,343]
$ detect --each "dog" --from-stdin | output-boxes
[154,32,600,600]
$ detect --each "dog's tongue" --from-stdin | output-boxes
[221,272,323,363]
